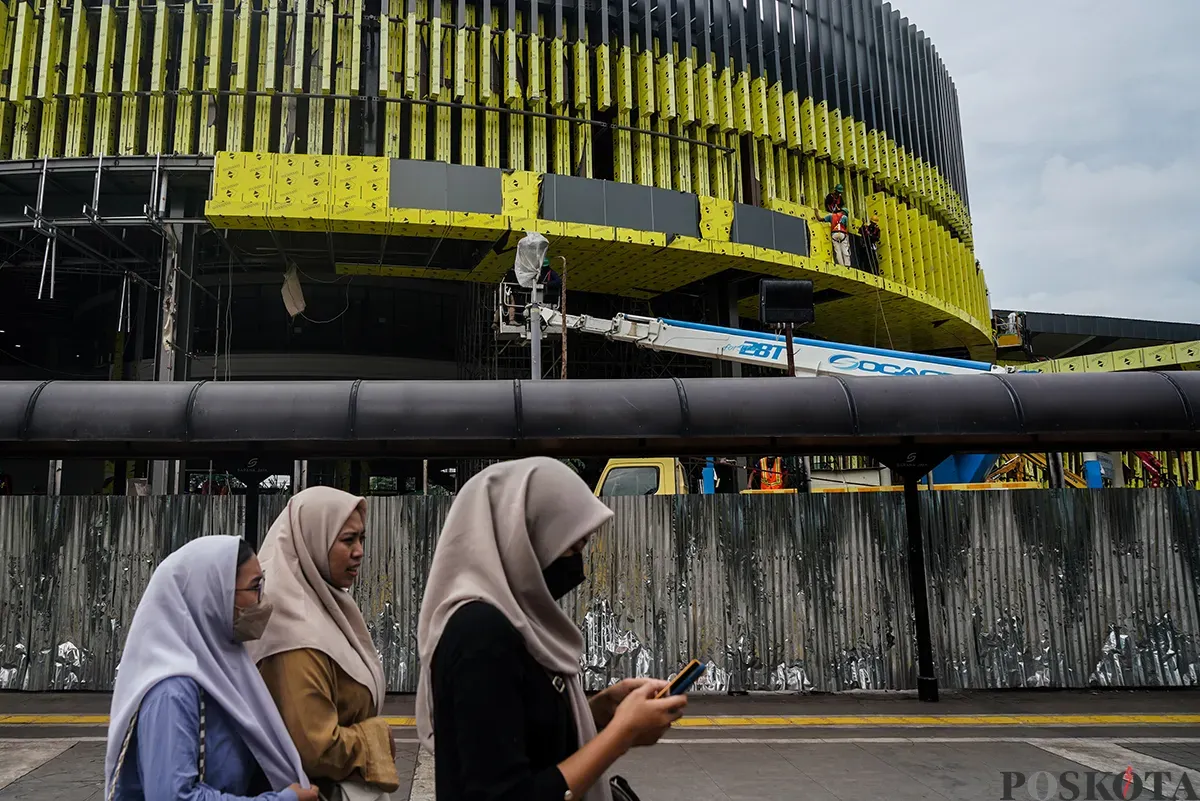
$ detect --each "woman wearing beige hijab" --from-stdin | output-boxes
[417,457,687,801]
[247,487,400,798]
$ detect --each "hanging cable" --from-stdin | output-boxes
[299,276,353,325]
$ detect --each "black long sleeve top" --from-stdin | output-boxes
[431,601,578,801]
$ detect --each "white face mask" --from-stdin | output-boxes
[233,599,274,642]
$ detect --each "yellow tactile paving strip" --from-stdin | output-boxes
[5,714,1200,728]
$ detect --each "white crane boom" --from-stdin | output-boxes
[535,307,1009,378]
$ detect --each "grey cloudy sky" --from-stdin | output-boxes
[894,0,1200,324]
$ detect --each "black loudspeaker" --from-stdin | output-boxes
[759,279,815,325]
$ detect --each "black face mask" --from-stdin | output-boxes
[542,552,586,601]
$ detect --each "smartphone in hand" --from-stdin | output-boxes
[656,659,707,698]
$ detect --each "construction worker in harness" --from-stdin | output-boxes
[860,213,881,274]
[758,457,785,490]
[819,208,853,267]
[824,183,846,214]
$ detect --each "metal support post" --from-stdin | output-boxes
[558,258,567,380]
[902,476,939,702]
[293,460,309,492]
[530,285,543,380]
[47,460,63,496]
[785,323,796,376]
[151,173,191,495]
[244,484,260,547]
[1046,452,1065,489]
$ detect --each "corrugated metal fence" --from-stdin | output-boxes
[3,491,1198,692]
[0,496,244,690]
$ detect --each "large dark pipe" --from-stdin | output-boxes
[0,372,1197,459]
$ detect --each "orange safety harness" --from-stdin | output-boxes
[759,457,785,490]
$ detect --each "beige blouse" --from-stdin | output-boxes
[258,648,401,793]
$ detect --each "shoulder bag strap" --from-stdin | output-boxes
[106,685,208,800]
[106,705,141,801]
[198,688,207,784]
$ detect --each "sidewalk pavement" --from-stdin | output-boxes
[3,690,1200,800]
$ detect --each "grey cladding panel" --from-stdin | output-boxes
[540,174,700,238]
[603,182,655,231]
[653,190,701,239]
[389,160,502,214]
[542,173,607,226]
[731,203,810,257]
[447,164,504,213]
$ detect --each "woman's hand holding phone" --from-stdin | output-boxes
[610,682,688,750]
[590,677,668,730]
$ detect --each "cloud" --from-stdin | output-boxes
[893,0,1200,322]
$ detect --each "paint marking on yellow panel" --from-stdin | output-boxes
[615,45,632,112]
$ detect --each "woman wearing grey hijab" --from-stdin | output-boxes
[105,536,315,801]
[416,457,687,801]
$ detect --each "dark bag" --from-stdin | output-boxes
[610,775,643,801]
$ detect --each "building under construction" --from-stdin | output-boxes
[0,0,1192,494]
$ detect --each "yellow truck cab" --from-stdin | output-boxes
[593,457,796,496]
[594,458,689,496]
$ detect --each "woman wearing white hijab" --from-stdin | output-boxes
[248,487,400,797]
[417,457,688,801]
[105,535,314,801]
